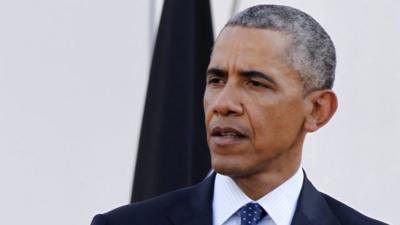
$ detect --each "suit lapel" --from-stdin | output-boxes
[291,173,341,225]
[166,173,215,225]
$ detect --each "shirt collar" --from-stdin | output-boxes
[212,167,304,225]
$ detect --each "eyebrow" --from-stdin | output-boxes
[206,67,227,77]
[207,67,276,85]
[239,69,276,85]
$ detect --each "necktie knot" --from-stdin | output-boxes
[239,202,266,225]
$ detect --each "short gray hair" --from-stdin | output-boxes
[226,5,336,92]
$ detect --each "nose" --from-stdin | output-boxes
[211,83,243,116]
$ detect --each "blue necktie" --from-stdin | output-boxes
[239,202,266,225]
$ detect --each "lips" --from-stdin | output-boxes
[210,125,249,146]
[211,126,247,138]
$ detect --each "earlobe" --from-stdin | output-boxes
[304,90,338,132]
[304,115,318,132]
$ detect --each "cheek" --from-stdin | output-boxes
[203,91,214,127]
[248,99,306,147]
[250,107,282,144]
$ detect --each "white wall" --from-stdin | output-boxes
[0,0,398,224]
[0,0,150,225]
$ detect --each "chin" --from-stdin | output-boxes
[211,156,255,178]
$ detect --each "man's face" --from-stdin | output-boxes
[204,26,309,177]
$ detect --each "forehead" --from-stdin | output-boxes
[211,26,292,68]
[210,26,303,88]
[210,26,291,74]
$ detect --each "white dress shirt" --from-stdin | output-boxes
[212,167,304,225]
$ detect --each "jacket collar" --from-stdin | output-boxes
[166,173,215,225]
[291,172,341,225]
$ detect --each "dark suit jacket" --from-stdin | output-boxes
[91,173,388,225]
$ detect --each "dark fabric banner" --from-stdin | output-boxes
[131,0,214,202]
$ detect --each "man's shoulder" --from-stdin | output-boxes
[91,186,195,225]
[320,192,388,225]
[91,174,215,225]
[297,175,388,225]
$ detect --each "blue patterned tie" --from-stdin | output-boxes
[239,202,266,225]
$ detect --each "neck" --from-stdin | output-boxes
[230,131,306,200]
[233,160,301,200]
[232,134,304,200]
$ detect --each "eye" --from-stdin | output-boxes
[207,76,225,86]
[246,80,265,88]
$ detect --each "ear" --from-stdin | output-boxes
[304,90,338,132]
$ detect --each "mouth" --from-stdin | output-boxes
[210,126,248,146]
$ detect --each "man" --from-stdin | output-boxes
[91,5,387,225]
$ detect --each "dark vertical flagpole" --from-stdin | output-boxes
[131,0,214,202]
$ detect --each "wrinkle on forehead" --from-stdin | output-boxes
[209,27,301,87]
[211,27,293,70]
